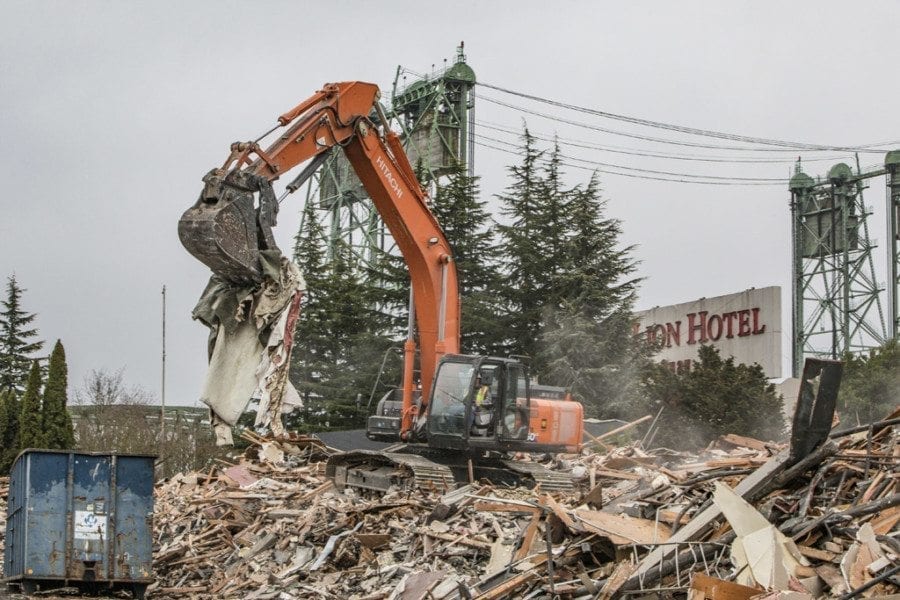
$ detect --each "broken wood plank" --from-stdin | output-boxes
[513,512,542,561]
[541,493,579,532]
[720,433,771,452]
[574,509,671,545]
[595,414,653,441]
[593,468,643,481]
[689,572,762,600]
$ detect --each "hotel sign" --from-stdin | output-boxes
[633,287,782,377]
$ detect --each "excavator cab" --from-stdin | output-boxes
[426,355,531,451]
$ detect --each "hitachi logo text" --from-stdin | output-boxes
[376,155,403,200]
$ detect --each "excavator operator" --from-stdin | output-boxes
[470,371,494,436]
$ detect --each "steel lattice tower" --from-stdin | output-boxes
[789,158,896,377]
[297,44,476,269]
[886,151,900,341]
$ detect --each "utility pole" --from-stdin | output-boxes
[160,285,167,467]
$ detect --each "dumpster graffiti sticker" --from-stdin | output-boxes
[74,510,107,540]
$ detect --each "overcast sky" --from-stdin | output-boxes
[1,1,897,405]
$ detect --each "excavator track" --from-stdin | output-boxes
[501,460,574,493]
[326,449,573,494]
[326,450,456,493]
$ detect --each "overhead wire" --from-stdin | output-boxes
[476,81,899,152]
[472,138,787,186]
[473,132,789,184]
[392,70,886,185]
[478,94,889,154]
[476,119,855,165]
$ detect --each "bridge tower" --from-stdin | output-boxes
[789,158,894,376]
[297,44,476,269]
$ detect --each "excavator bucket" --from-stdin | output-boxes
[178,170,277,286]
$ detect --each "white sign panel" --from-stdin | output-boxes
[633,287,782,377]
[74,510,107,541]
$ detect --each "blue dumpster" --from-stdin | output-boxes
[3,450,155,598]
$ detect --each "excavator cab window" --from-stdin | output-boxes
[428,360,475,437]
[469,367,497,437]
[499,363,530,441]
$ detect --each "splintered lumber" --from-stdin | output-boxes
[594,414,653,441]
[574,509,671,545]
[541,493,579,533]
[688,573,762,600]
[473,571,537,600]
[797,545,837,562]
[514,511,542,561]
[719,433,771,452]
[596,560,637,600]
[583,482,604,508]
[631,448,792,580]
[593,468,643,481]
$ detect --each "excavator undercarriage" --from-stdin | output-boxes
[325,447,574,494]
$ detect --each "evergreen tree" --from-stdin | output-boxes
[363,246,410,339]
[431,165,501,355]
[540,173,648,416]
[41,340,75,449]
[290,200,336,431]
[636,346,785,450]
[290,206,393,431]
[0,275,44,392]
[18,360,44,449]
[313,243,385,429]
[0,389,20,472]
[494,133,571,366]
[839,339,900,423]
[0,390,11,472]
[0,389,8,449]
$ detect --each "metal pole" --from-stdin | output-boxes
[789,167,814,378]
[790,189,802,377]
[886,151,900,340]
[839,181,851,356]
[160,285,166,466]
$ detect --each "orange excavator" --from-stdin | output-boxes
[179,82,583,491]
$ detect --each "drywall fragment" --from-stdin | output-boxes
[712,481,807,590]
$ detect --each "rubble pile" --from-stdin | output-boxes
[0,407,896,598]
[147,411,898,600]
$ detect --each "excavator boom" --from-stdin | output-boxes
[178,82,460,436]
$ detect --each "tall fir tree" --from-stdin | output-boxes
[0,389,20,472]
[431,165,501,355]
[838,340,900,423]
[363,245,410,339]
[494,128,547,360]
[494,130,649,412]
[495,133,576,370]
[41,340,75,449]
[0,390,12,472]
[540,173,648,416]
[290,200,336,430]
[290,205,394,431]
[0,275,44,392]
[0,389,8,450]
[313,242,387,429]
[17,360,44,449]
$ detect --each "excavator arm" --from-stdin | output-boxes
[178,82,460,438]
